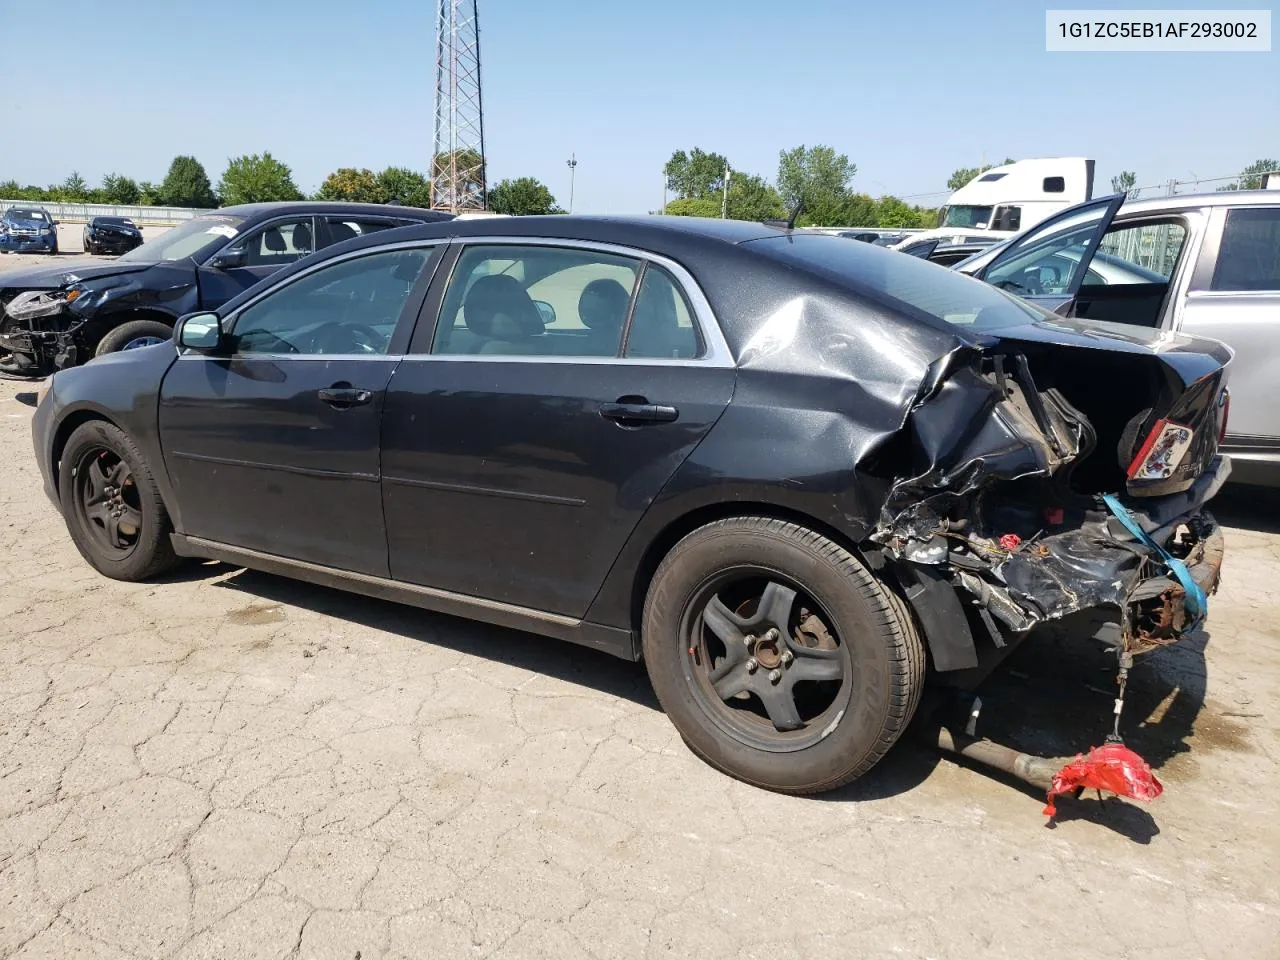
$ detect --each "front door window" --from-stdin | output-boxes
[232,248,432,355]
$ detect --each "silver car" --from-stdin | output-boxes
[956,191,1280,486]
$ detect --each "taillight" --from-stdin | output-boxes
[1218,388,1230,444]
[1126,418,1194,481]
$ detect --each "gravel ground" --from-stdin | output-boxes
[0,379,1278,959]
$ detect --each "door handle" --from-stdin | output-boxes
[599,399,679,425]
[318,385,373,408]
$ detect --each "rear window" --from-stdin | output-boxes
[748,233,1046,332]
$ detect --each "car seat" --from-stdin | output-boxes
[463,275,546,355]
[292,222,313,256]
[576,278,630,356]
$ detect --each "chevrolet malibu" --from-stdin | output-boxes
[31,215,1230,794]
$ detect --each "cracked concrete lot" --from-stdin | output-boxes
[0,377,1278,959]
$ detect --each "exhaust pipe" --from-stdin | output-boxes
[932,725,1064,790]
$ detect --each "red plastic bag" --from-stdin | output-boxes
[1043,743,1163,817]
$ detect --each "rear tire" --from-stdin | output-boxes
[58,420,179,581]
[642,517,925,794]
[94,319,174,357]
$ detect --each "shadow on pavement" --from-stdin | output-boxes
[1213,483,1280,535]
[212,565,660,711]
[198,559,1219,832]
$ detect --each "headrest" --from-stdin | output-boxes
[578,278,631,331]
[463,274,543,339]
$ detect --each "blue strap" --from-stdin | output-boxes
[1103,493,1207,630]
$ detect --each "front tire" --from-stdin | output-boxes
[94,319,174,357]
[642,517,925,794]
[58,420,179,581]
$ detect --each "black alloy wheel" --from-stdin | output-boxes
[58,420,179,581]
[683,573,850,751]
[70,445,143,558]
[643,517,925,794]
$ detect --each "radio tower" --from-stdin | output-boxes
[431,0,486,212]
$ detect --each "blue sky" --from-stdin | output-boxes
[1,0,1274,212]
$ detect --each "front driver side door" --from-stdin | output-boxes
[159,243,441,575]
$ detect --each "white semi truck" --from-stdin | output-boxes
[895,157,1096,249]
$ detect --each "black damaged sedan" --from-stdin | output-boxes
[31,215,1230,794]
[82,216,144,256]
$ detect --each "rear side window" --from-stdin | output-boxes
[1043,176,1065,193]
[624,266,702,359]
[1211,208,1280,292]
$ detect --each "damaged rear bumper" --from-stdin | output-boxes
[896,456,1229,663]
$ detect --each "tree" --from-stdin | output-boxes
[841,193,879,226]
[61,171,89,200]
[1111,170,1138,197]
[488,177,563,216]
[137,182,161,206]
[101,173,141,205]
[663,197,722,218]
[1218,158,1280,191]
[874,196,925,228]
[317,167,386,203]
[663,148,729,200]
[946,158,1016,191]
[0,179,21,198]
[377,167,433,207]
[218,152,304,205]
[777,145,856,225]
[159,155,217,208]
[725,173,785,221]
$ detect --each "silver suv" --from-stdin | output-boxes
[956,191,1280,486]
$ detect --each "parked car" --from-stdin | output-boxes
[0,206,58,255]
[897,236,1002,267]
[955,190,1280,486]
[83,216,143,256]
[32,215,1229,795]
[0,201,453,376]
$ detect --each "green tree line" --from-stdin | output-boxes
[662,146,942,228]
[1,152,565,216]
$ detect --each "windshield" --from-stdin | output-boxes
[97,217,135,227]
[5,209,47,222]
[942,205,993,229]
[750,233,1048,333]
[118,214,246,263]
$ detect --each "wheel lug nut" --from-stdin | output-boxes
[768,669,782,684]
[746,658,758,673]
[781,651,794,666]
[765,627,779,641]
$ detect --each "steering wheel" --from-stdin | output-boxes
[994,278,1035,296]
[316,321,389,354]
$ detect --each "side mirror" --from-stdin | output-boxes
[533,300,556,325]
[177,312,223,351]
[210,247,246,270]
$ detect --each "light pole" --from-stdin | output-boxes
[566,154,578,213]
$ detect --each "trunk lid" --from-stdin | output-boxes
[974,317,1231,498]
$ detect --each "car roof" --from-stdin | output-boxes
[213,201,454,221]
[1115,189,1280,216]
[323,213,790,252]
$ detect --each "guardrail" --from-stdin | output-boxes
[0,199,210,226]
